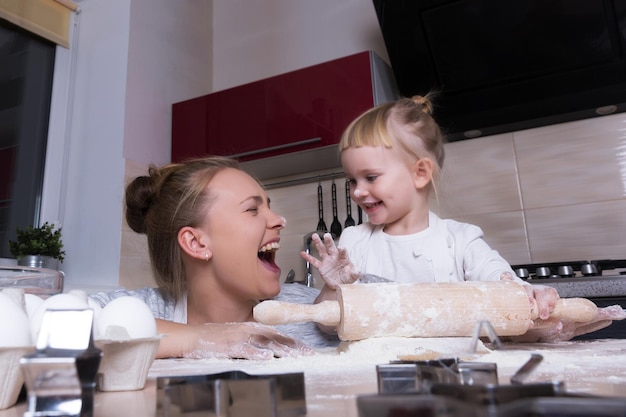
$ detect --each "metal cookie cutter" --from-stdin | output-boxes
[156,370,306,417]
[376,320,508,395]
[377,357,498,394]
[20,308,102,417]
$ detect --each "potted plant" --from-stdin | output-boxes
[8,222,65,270]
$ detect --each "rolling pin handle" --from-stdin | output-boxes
[532,297,598,323]
[253,300,341,327]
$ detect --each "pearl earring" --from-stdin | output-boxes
[205,252,209,262]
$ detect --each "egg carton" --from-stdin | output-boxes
[95,337,160,391]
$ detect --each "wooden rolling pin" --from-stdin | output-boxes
[254,281,598,341]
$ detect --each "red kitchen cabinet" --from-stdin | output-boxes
[171,51,398,175]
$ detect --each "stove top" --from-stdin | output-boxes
[511,259,626,282]
[510,259,626,299]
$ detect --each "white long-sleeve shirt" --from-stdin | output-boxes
[339,211,521,284]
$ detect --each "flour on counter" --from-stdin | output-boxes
[148,338,626,399]
[149,336,490,379]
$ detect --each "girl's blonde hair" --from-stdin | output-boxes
[338,94,446,192]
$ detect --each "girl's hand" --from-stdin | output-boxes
[511,304,626,343]
[501,279,626,342]
[300,232,360,289]
[526,283,559,320]
[500,273,559,320]
[157,321,314,360]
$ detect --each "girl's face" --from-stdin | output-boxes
[201,168,285,301]
[341,145,430,234]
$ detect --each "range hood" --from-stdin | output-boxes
[372,0,626,141]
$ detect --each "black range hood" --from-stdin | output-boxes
[372,0,626,141]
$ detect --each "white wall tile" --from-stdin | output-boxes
[515,113,626,209]
[433,133,522,218]
[525,200,626,263]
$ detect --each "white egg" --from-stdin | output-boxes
[24,293,44,319]
[29,293,91,343]
[68,289,89,304]
[0,292,32,347]
[0,288,26,311]
[96,296,157,340]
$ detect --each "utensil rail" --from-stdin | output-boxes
[263,172,345,190]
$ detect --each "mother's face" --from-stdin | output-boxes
[201,168,285,301]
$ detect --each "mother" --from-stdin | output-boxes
[90,156,338,359]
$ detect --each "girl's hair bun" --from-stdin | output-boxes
[410,95,434,115]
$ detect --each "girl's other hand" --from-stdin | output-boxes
[300,232,360,289]
[500,273,558,320]
[511,304,626,343]
[527,284,559,320]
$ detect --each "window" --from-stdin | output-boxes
[0,18,56,258]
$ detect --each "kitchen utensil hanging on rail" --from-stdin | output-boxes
[330,179,342,237]
[316,180,328,232]
[344,179,355,228]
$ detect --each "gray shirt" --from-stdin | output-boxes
[89,283,339,348]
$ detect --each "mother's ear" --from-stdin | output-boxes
[412,158,434,190]
[178,226,212,261]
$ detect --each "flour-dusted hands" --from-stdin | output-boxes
[496,275,626,342]
[300,232,360,289]
[157,321,314,360]
[526,283,559,320]
[500,273,559,320]
[511,304,626,343]
[512,280,626,342]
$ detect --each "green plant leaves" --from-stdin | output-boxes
[8,222,65,261]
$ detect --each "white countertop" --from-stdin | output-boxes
[2,338,626,417]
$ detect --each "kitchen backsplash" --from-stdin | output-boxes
[119,112,626,290]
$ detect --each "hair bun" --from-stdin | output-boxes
[125,174,157,234]
[411,95,434,115]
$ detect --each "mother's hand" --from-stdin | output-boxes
[157,320,314,360]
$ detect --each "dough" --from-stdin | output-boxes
[337,336,491,362]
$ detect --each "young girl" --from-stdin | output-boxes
[302,95,620,341]
[90,156,338,359]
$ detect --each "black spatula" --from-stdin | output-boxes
[330,179,342,237]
